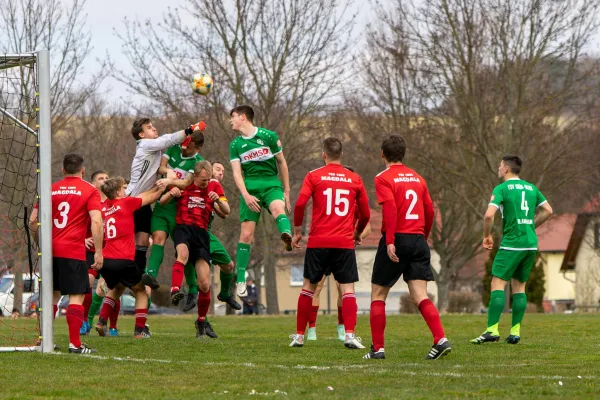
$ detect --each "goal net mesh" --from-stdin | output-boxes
[0,54,41,349]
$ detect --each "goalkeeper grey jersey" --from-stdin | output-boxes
[126,130,186,196]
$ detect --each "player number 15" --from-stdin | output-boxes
[323,188,350,217]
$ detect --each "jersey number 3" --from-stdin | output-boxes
[323,188,350,217]
[53,201,70,228]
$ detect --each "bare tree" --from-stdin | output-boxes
[115,0,355,314]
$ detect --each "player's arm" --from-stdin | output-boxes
[360,222,371,239]
[89,209,104,270]
[483,186,503,249]
[28,206,39,246]
[375,175,399,262]
[231,160,261,213]
[158,155,172,177]
[423,186,434,240]
[214,203,227,219]
[157,172,193,190]
[160,187,181,205]
[138,185,163,207]
[354,180,371,239]
[535,202,553,228]
[209,182,230,216]
[141,122,206,152]
[274,152,291,213]
[293,174,313,248]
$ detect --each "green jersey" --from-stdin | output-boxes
[229,127,282,179]
[164,145,204,179]
[489,178,547,251]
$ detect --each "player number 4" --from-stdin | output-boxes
[53,201,70,229]
[521,191,529,215]
[106,217,117,239]
[323,188,350,217]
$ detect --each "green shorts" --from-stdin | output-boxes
[150,201,177,237]
[492,249,536,282]
[210,232,231,266]
[239,177,285,223]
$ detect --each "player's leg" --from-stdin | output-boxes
[235,213,258,297]
[209,233,241,310]
[96,284,125,336]
[336,281,345,341]
[108,294,121,337]
[506,251,535,344]
[290,248,323,347]
[143,228,168,290]
[307,276,325,341]
[195,257,215,339]
[364,237,398,360]
[182,262,199,311]
[133,204,153,279]
[265,185,292,251]
[472,249,519,344]
[332,249,363,349]
[81,261,97,335]
[88,277,106,327]
[57,257,95,354]
[130,281,150,339]
[171,242,190,306]
[408,280,451,360]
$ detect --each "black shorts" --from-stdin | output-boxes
[372,234,434,287]
[53,257,90,295]
[133,204,152,234]
[101,258,143,290]
[86,252,100,279]
[172,224,211,266]
[304,248,358,284]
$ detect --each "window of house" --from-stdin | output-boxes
[290,265,303,286]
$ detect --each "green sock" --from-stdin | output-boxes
[236,243,251,283]
[510,293,527,336]
[146,244,164,277]
[275,214,291,235]
[88,292,104,326]
[148,297,152,308]
[487,290,505,336]
[219,270,234,298]
[184,262,198,294]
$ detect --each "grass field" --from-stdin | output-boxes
[1,313,598,399]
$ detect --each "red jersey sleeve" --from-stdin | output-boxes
[375,174,394,204]
[423,183,434,239]
[294,173,313,227]
[213,181,226,200]
[126,196,143,212]
[355,177,370,234]
[87,189,102,212]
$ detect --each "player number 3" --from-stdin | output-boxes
[53,201,70,228]
[323,188,350,217]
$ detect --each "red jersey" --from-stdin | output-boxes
[175,179,226,229]
[52,177,102,260]
[374,164,434,244]
[101,197,142,260]
[294,164,370,249]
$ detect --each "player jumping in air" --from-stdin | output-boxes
[289,138,370,350]
[304,165,371,342]
[51,153,103,354]
[142,131,205,294]
[126,118,206,278]
[471,155,552,345]
[229,105,292,297]
[161,161,230,339]
[95,177,162,338]
[363,135,451,361]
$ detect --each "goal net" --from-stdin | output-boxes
[0,52,52,352]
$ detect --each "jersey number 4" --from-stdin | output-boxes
[521,191,530,215]
[323,188,350,217]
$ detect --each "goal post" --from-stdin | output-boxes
[0,50,52,353]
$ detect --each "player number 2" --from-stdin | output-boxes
[405,189,419,220]
[53,201,70,228]
[106,217,117,239]
[323,188,350,217]
[521,191,530,215]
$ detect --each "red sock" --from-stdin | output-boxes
[171,261,185,290]
[53,304,58,319]
[66,304,84,348]
[370,300,386,352]
[418,299,446,344]
[109,299,120,329]
[342,293,357,334]
[197,290,211,322]
[82,292,92,320]
[308,305,319,328]
[337,306,344,325]
[99,297,116,322]
[135,308,148,330]
[296,290,313,334]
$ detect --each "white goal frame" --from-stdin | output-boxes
[0,50,53,353]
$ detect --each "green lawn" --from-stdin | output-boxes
[1,314,598,399]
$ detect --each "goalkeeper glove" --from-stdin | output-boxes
[184,121,207,136]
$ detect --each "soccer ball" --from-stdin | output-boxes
[190,73,213,95]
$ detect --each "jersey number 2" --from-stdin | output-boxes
[53,201,70,229]
[405,190,419,220]
[323,188,350,216]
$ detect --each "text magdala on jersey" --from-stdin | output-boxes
[393,172,421,184]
